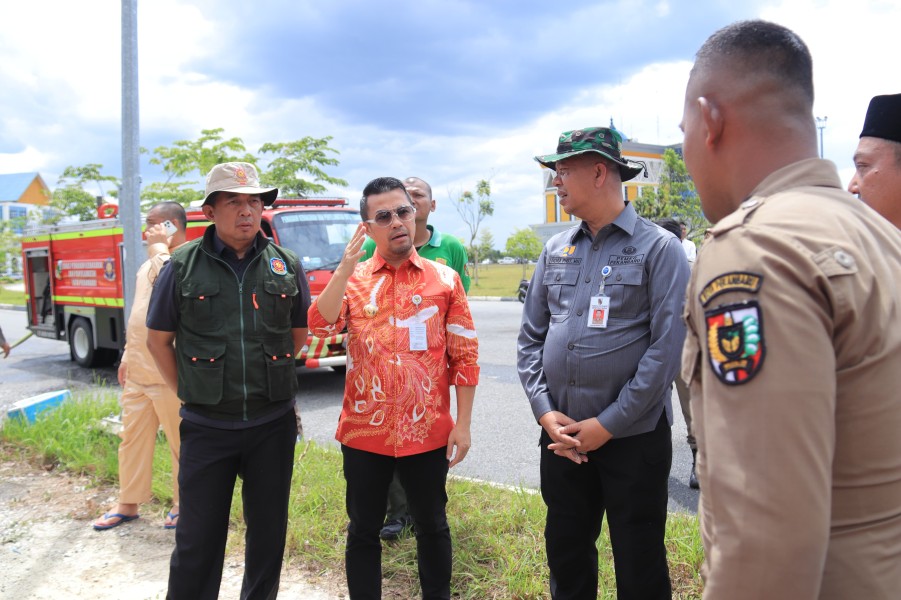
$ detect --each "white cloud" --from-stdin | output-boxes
[0,146,53,174]
[2,0,898,246]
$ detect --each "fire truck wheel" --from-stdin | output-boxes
[69,317,116,368]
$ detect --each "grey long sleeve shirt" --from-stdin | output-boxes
[517,203,690,438]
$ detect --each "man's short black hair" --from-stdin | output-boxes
[359,177,413,221]
[404,177,433,199]
[149,201,187,231]
[695,19,814,104]
[655,218,682,239]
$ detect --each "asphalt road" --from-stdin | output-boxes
[0,302,699,514]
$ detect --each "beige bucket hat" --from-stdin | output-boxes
[202,162,278,206]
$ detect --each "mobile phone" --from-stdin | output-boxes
[162,220,178,236]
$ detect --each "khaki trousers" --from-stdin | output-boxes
[118,381,181,504]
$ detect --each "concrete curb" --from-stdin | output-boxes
[468,296,519,302]
[0,303,26,312]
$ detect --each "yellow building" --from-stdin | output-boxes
[533,136,681,243]
[1,172,51,274]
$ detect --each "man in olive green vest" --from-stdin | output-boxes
[147,162,311,600]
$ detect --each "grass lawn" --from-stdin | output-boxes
[1,392,704,599]
[468,263,536,297]
[0,283,26,305]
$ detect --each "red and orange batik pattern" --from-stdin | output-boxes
[308,251,479,457]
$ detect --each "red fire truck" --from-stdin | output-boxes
[20,198,358,370]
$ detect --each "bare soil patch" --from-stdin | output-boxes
[0,455,345,600]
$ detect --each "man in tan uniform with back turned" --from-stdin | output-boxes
[680,20,901,599]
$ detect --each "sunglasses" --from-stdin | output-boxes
[365,205,416,227]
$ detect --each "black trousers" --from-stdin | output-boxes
[341,445,451,600]
[167,410,297,600]
[540,414,672,600]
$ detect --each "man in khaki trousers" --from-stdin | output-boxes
[93,202,187,530]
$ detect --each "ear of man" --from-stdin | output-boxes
[201,203,216,221]
[699,96,724,148]
[592,159,611,189]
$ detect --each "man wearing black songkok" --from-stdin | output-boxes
[849,93,901,228]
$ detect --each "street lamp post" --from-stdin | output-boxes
[816,116,828,158]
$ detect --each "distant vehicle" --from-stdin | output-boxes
[498,257,516,265]
[480,258,492,264]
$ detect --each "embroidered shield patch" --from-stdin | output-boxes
[269,257,287,276]
[704,300,765,385]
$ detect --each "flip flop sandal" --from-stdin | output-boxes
[93,512,140,531]
[164,511,179,530]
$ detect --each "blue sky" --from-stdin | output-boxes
[2,0,899,247]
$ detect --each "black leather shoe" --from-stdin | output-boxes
[379,515,414,540]
[689,464,700,490]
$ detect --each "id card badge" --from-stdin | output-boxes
[587,295,610,328]
[409,323,428,351]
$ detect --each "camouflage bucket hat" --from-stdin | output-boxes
[534,127,644,182]
[203,162,278,206]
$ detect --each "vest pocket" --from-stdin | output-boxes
[263,341,297,402]
[179,339,225,405]
[259,278,299,333]
[180,281,222,333]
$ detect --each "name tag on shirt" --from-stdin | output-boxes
[587,295,610,328]
[409,323,428,351]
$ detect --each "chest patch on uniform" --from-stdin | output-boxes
[435,257,447,265]
[269,257,288,276]
[705,300,765,385]
[699,271,762,306]
[548,256,582,265]
[560,245,576,256]
[608,254,644,266]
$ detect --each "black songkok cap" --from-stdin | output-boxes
[859,93,901,143]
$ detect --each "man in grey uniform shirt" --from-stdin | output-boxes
[518,127,689,599]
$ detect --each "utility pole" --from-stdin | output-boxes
[121,0,142,321]
[816,116,828,159]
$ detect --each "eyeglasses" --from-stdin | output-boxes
[365,205,416,227]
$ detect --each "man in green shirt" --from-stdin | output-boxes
[361,176,470,540]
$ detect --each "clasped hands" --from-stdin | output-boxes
[538,410,613,464]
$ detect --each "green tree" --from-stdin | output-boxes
[471,228,496,265]
[146,129,348,208]
[49,164,121,223]
[148,128,256,183]
[139,181,203,211]
[632,148,708,242]
[454,179,493,285]
[505,227,543,277]
[258,136,348,197]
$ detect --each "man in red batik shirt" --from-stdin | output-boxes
[309,176,478,600]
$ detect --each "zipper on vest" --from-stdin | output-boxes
[252,285,258,332]
[199,243,264,422]
[237,253,265,421]
[238,281,247,420]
